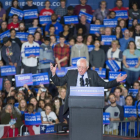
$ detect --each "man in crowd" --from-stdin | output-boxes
[133,81,140,89]
[112,0,127,11]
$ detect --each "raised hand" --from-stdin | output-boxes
[50,63,57,76]
[116,74,127,83]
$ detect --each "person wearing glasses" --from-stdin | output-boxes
[50,58,127,114]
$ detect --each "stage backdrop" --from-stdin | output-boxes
[0,0,129,12]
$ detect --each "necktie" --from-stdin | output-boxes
[81,75,84,87]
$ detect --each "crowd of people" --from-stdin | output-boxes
[0,0,140,137]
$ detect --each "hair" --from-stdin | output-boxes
[77,58,89,67]
[110,11,116,15]
[27,103,34,109]
[28,34,34,38]
[49,24,55,29]
[44,37,50,42]
[59,35,65,39]
[45,96,52,103]
[118,19,126,28]
[12,0,20,9]
[109,93,116,98]
[60,0,66,2]
[114,86,122,93]
[114,25,123,38]
[34,31,42,41]
[0,2,3,8]
[12,14,18,18]
[132,2,138,8]
[39,99,45,108]
[18,99,27,111]
[53,97,62,114]
[133,81,140,86]
[84,34,94,45]
[5,104,14,112]
[69,37,76,43]
[0,21,7,33]
[116,0,122,2]
[10,28,16,33]
[127,41,136,50]
[125,95,133,105]
[29,97,38,110]
[45,103,53,111]
[45,0,51,4]
[6,96,15,104]
[101,1,106,4]
[111,40,119,45]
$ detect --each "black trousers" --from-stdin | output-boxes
[23,64,37,74]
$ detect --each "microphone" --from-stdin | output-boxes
[80,78,84,86]
[85,78,89,87]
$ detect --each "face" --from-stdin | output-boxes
[61,1,65,7]
[80,15,86,23]
[77,60,88,75]
[27,1,33,6]
[67,10,74,15]
[13,16,18,23]
[7,99,15,105]
[129,42,135,50]
[64,25,69,31]
[44,40,50,45]
[116,27,121,33]
[114,89,121,97]
[4,81,11,89]
[50,36,56,42]
[10,30,16,37]
[34,33,40,40]
[112,42,118,50]
[60,89,66,99]
[124,30,130,38]
[109,95,116,104]
[0,61,4,66]
[27,105,34,114]
[20,100,26,108]
[59,37,65,44]
[133,83,140,89]
[119,20,125,28]
[40,92,45,98]
[17,93,24,101]
[132,4,137,9]
[100,2,106,9]
[45,106,51,114]
[36,28,42,34]
[87,36,93,42]
[45,99,51,103]
[4,41,11,47]
[95,20,101,25]
[94,41,100,47]
[100,28,105,34]
[28,35,34,43]
[39,101,45,109]
[6,105,12,114]
[136,25,140,31]
[10,91,15,96]
[19,23,25,31]
[105,28,111,35]
[69,39,75,46]
[45,1,50,8]
[77,36,83,43]
[49,27,55,33]
[126,96,133,106]
[1,22,7,29]
[54,99,60,106]
[30,98,37,107]
[33,19,38,26]
[110,12,116,18]
[78,28,83,34]
[133,20,138,26]
[80,0,86,5]
[13,0,18,7]
[51,15,57,22]
[116,1,123,8]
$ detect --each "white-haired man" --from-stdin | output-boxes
[50,58,127,114]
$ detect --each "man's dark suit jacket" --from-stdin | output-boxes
[51,69,120,114]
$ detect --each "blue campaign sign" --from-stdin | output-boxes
[40,125,56,134]
[79,11,93,23]
[15,73,33,87]
[14,103,19,107]
[28,27,37,35]
[24,9,38,19]
[106,60,120,72]
[123,106,140,117]
[70,86,104,96]
[24,47,40,57]
[72,57,86,66]
[9,7,23,20]
[39,15,51,25]
[1,66,16,76]
[95,68,106,78]
[128,89,138,98]
[56,67,66,77]
[0,78,3,90]
[115,10,128,19]
[103,19,118,28]
[0,30,10,43]
[126,58,138,67]
[109,71,126,82]
[90,24,105,34]
[88,45,95,52]
[65,66,77,73]
[103,113,110,124]
[32,73,49,85]
[40,59,54,64]
[16,32,29,42]
[25,112,42,125]
[101,35,116,45]
[64,16,79,24]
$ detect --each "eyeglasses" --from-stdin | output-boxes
[77,66,87,70]
[109,97,115,100]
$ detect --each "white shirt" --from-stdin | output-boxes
[76,72,88,87]
[41,111,57,122]
[21,41,39,67]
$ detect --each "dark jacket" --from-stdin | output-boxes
[51,69,120,114]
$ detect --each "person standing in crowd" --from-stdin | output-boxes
[93,1,109,23]
[23,0,38,28]
[2,37,21,82]
[119,29,135,52]
[0,2,6,24]
[39,37,54,79]
[39,1,54,16]
[53,35,70,69]
[74,0,92,15]
[7,14,19,31]
[58,86,67,105]
[104,93,124,135]
[55,0,67,17]
[9,29,22,48]
[21,34,39,74]
[90,40,105,71]
[45,14,63,36]
[112,0,127,11]
[123,41,140,87]
[70,35,89,65]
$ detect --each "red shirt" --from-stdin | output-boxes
[39,8,54,16]
[7,22,19,31]
[53,44,70,67]
[112,7,127,11]
[74,5,92,15]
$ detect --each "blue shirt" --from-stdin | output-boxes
[45,22,63,35]
[119,37,134,52]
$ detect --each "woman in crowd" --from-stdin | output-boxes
[118,19,127,30]
[29,97,42,113]
[41,103,59,124]
[1,104,23,137]
[0,21,8,33]
[129,18,138,31]
[18,99,27,114]
[32,19,39,28]
[114,26,123,40]
[123,41,140,87]
[84,34,94,46]
[39,99,45,111]
[0,2,6,24]
[34,31,42,46]
[37,87,48,101]
[53,97,62,117]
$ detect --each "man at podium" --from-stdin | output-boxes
[50,58,127,114]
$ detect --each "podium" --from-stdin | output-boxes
[69,87,104,140]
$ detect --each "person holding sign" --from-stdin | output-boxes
[123,41,140,87]
[50,58,127,114]
[21,34,39,74]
